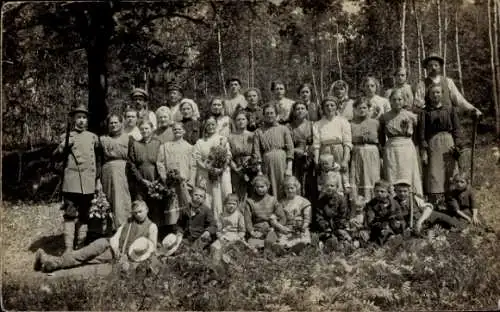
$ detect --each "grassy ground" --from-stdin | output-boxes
[2,145,500,311]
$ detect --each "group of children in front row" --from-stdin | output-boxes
[34,169,480,273]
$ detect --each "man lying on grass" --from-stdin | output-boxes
[34,200,158,273]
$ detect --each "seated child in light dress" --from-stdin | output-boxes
[317,154,344,196]
[365,180,405,245]
[315,174,351,252]
[244,175,286,248]
[272,176,312,253]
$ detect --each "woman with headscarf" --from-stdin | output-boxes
[165,82,201,122]
[329,80,355,121]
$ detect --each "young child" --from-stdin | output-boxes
[445,173,480,227]
[317,154,344,196]
[211,194,253,260]
[315,174,351,252]
[53,105,101,253]
[35,200,157,273]
[346,196,370,248]
[244,175,285,249]
[176,187,218,248]
[365,180,405,245]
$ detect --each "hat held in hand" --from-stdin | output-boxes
[161,233,182,256]
[128,237,155,262]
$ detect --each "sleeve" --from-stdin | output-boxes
[252,130,262,163]
[149,111,158,130]
[237,212,246,239]
[95,135,103,181]
[156,144,167,182]
[446,193,461,212]
[312,121,321,150]
[148,223,159,251]
[315,198,329,231]
[109,224,124,257]
[126,139,144,183]
[406,85,415,111]
[192,140,204,169]
[302,203,312,230]
[448,78,475,112]
[273,199,286,225]
[342,119,353,149]
[418,111,428,149]
[414,80,426,109]
[469,190,476,210]
[283,127,294,160]
[382,98,391,114]
[205,209,217,235]
[450,107,463,148]
[244,200,254,233]
[378,117,387,147]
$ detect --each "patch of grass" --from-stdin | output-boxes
[2,146,500,311]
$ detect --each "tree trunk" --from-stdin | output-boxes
[401,0,407,68]
[217,24,226,96]
[413,0,422,81]
[86,4,114,135]
[443,0,448,76]
[437,0,442,56]
[249,22,255,88]
[336,23,342,80]
[495,0,500,119]
[320,38,325,99]
[488,0,500,135]
[455,8,464,94]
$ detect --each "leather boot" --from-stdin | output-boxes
[74,222,88,250]
[38,249,62,273]
[63,220,76,254]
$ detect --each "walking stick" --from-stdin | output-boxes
[409,190,414,229]
[470,114,479,186]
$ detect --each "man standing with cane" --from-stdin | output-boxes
[53,105,101,253]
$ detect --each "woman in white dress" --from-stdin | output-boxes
[193,116,232,228]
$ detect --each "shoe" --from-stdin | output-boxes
[34,249,43,271]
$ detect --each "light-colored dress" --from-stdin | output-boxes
[380,109,423,196]
[125,126,142,141]
[224,94,248,118]
[228,131,254,202]
[350,117,381,200]
[367,95,391,119]
[336,96,355,121]
[277,195,311,247]
[253,124,294,200]
[193,134,232,227]
[313,116,352,189]
[100,133,132,228]
[219,210,246,242]
[157,139,194,225]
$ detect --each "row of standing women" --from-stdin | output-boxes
[99,74,465,242]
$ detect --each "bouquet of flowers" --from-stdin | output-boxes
[400,118,410,135]
[240,156,260,182]
[164,168,184,188]
[207,143,229,182]
[89,191,112,220]
[148,180,170,200]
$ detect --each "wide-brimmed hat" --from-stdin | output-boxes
[69,104,89,116]
[394,179,412,188]
[161,233,182,256]
[130,88,149,99]
[128,237,155,262]
[422,53,444,68]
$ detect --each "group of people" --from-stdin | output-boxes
[34,54,485,273]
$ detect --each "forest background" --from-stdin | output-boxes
[2,0,500,150]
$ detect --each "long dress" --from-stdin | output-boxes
[419,105,460,200]
[193,134,233,228]
[228,130,254,203]
[288,119,315,199]
[100,132,132,229]
[127,137,163,226]
[312,116,352,190]
[350,117,381,201]
[277,195,312,247]
[380,109,423,196]
[157,138,194,225]
[253,124,294,200]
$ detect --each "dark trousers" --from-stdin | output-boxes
[62,192,94,223]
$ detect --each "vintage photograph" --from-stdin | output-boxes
[2,0,500,310]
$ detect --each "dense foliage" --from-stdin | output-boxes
[2,0,495,149]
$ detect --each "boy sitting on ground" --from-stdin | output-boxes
[35,200,157,273]
[365,180,405,245]
[445,173,484,229]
